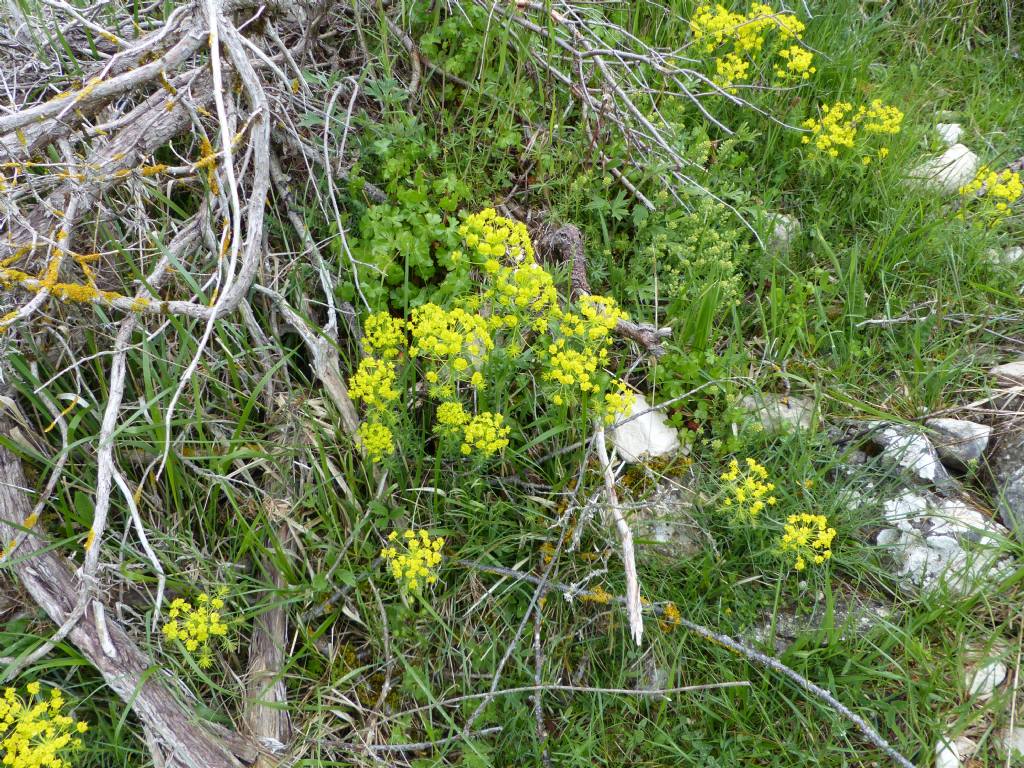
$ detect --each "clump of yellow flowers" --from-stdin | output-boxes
[958,165,1022,225]
[1,683,88,768]
[348,208,635,464]
[161,589,230,669]
[689,3,815,93]
[720,457,777,523]
[381,529,444,591]
[778,513,836,571]
[801,100,903,161]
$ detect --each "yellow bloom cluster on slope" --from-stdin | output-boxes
[801,100,903,161]
[381,529,444,591]
[161,590,230,668]
[720,457,777,523]
[1,684,87,768]
[689,3,815,93]
[958,165,1022,224]
[779,513,836,571]
[348,209,635,463]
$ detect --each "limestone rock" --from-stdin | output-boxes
[740,393,815,435]
[924,418,991,470]
[609,392,680,463]
[935,123,963,146]
[964,652,1007,702]
[766,213,801,254]
[985,432,1024,534]
[909,143,980,193]
[934,737,960,768]
[631,481,702,559]
[874,489,1010,594]
[870,423,955,489]
[997,727,1024,760]
[990,360,1024,387]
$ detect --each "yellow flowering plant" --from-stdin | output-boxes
[347,208,637,464]
[689,3,816,93]
[380,529,445,592]
[1,684,88,768]
[957,165,1022,226]
[778,513,836,571]
[720,457,777,524]
[161,589,231,669]
[801,99,903,162]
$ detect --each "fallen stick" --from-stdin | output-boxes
[0,426,258,768]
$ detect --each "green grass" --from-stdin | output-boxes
[3,0,1024,766]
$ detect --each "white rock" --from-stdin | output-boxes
[1003,245,1024,264]
[876,490,1010,594]
[965,659,1007,701]
[935,123,963,146]
[609,392,680,463]
[925,418,991,469]
[990,360,1024,387]
[766,213,801,254]
[997,726,1024,759]
[871,423,954,488]
[740,393,814,434]
[909,143,980,193]
[632,481,701,558]
[934,737,960,768]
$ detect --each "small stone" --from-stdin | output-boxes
[740,393,814,434]
[609,392,680,463]
[632,481,702,559]
[935,123,963,146]
[934,737,960,768]
[1001,245,1024,265]
[986,432,1024,534]
[766,213,801,254]
[909,143,980,193]
[997,727,1024,760]
[990,360,1024,387]
[925,418,991,470]
[870,423,955,489]
[964,658,1007,701]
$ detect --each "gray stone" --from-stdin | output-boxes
[748,593,892,654]
[965,660,1007,701]
[608,392,680,463]
[766,213,801,254]
[990,360,1024,387]
[874,489,1011,594]
[909,143,980,193]
[740,393,815,434]
[630,481,702,559]
[985,432,1024,534]
[997,727,1024,760]
[925,418,991,469]
[870,423,955,489]
[935,122,963,146]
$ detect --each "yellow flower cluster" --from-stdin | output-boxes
[460,411,511,457]
[362,311,406,359]
[958,165,1022,223]
[348,209,634,462]
[358,421,395,463]
[380,529,444,591]
[720,457,777,523]
[779,513,836,571]
[459,207,535,265]
[348,357,399,410]
[801,100,903,160]
[689,3,814,92]
[161,590,230,669]
[660,601,682,632]
[1,685,87,768]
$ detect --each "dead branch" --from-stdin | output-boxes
[0,426,258,768]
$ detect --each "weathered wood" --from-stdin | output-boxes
[0,424,257,768]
